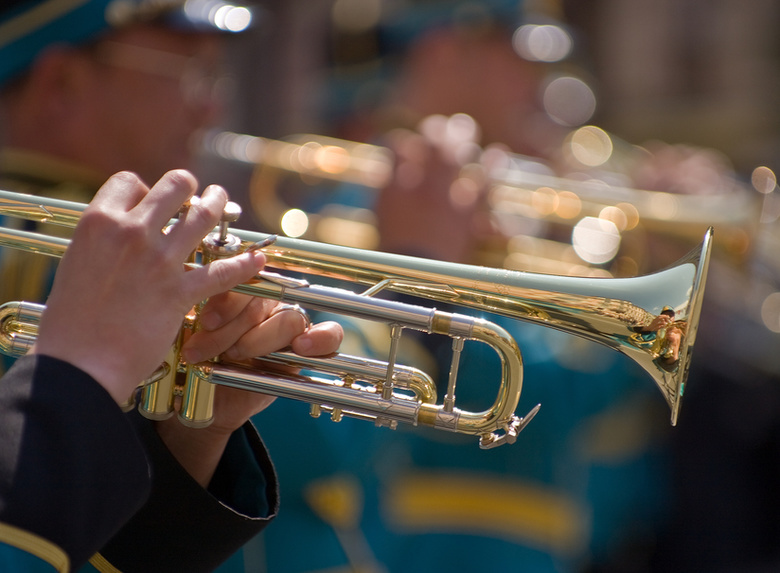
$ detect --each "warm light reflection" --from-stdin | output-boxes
[568,126,613,167]
[555,190,581,219]
[445,113,480,142]
[761,292,780,333]
[572,217,621,265]
[208,131,257,161]
[616,202,640,230]
[420,113,480,148]
[293,142,321,173]
[417,114,481,164]
[353,144,394,187]
[752,166,777,194]
[315,145,351,174]
[647,192,679,220]
[612,256,639,278]
[512,24,572,63]
[317,216,380,250]
[281,209,309,238]
[531,187,558,216]
[599,205,628,231]
[543,76,596,127]
[504,235,605,277]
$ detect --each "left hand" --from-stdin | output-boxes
[183,292,343,433]
[156,292,343,486]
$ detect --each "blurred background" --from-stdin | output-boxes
[190,1,780,572]
[201,0,780,189]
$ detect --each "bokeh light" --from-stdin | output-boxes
[752,166,777,194]
[567,126,613,167]
[281,208,309,238]
[761,292,780,333]
[183,0,253,32]
[512,24,573,63]
[543,76,597,127]
[572,217,621,265]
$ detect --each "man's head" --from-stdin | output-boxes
[0,0,253,86]
[0,0,253,183]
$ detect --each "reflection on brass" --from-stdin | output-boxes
[0,190,712,447]
[629,306,686,373]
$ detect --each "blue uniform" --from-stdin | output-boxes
[220,314,670,572]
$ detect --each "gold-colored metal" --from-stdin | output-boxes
[204,130,393,189]
[204,129,754,269]
[177,202,245,428]
[0,189,713,447]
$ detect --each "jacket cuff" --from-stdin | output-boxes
[99,412,278,573]
[0,354,150,569]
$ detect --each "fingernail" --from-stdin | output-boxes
[202,184,226,201]
[251,250,266,267]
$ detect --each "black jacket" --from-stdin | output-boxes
[0,354,278,572]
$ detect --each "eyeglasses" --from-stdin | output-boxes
[92,41,232,107]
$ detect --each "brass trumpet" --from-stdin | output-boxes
[204,128,754,270]
[0,189,712,447]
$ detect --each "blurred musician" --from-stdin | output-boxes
[246,2,780,572]
[248,3,676,572]
[0,1,343,572]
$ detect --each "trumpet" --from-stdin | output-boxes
[203,127,755,270]
[0,189,712,447]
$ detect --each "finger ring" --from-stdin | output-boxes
[270,303,311,331]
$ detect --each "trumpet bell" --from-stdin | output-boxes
[232,225,713,426]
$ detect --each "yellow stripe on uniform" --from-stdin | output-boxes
[383,472,590,555]
[0,521,70,572]
[88,552,123,573]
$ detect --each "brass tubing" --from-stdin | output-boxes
[0,189,714,445]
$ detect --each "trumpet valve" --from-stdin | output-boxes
[201,201,243,258]
[178,362,216,428]
[217,201,242,244]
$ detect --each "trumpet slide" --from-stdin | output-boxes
[0,189,712,447]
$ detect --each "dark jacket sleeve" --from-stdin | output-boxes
[0,354,151,570]
[97,410,279,573]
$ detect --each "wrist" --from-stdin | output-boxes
[155,416,234,488]
[29,343,135,406]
